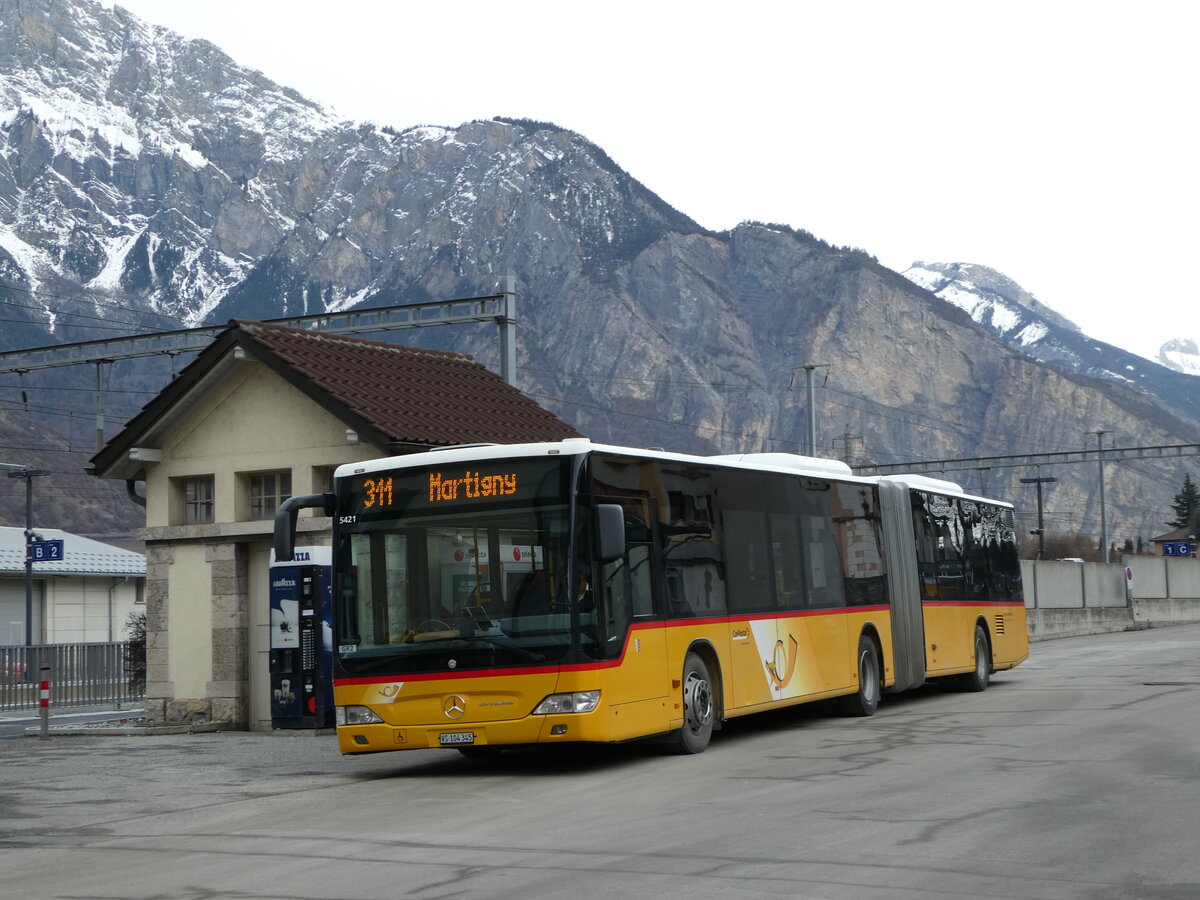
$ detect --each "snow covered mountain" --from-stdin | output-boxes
[1158,338,1200,376]
[903,262,1200,426]
[0,0,340,336]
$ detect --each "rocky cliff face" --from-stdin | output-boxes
[1,0,1197,547]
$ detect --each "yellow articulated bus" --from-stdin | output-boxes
[274,439,1028,756]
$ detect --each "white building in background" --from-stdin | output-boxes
[0,527,145,646]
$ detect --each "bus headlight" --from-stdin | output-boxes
[336,705,384,726]
[532,691,600,715]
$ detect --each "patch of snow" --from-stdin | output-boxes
[327,285,371,313]
[162,137,208,169]
[1162,347,1200,376]
[1015,322,1048,345]
[936,284,987,320]
[19,93,142,160]
[0,223,49,290]
[86,227,147,292]
[903,265,944,291]
[988,303,1020,335]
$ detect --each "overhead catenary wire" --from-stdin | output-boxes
[0,280,188,329]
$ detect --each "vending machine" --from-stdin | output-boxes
[269,546,333,729]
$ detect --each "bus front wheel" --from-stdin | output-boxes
[670,652,715,754]
[841,634,881,717]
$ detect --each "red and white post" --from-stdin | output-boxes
[39,662,50,741]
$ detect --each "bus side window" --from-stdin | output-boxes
[791,479,846,610]
[627,544,653,617]
[771,511,804,610]
[657,463,726,617]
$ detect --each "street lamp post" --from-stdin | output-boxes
[1094,430,1112,563]
[1021,475,1058,560]
[4,466,50,645]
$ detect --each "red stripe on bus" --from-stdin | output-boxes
[333,607,903,688]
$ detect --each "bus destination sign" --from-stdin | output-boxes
[343,457,569,519]
[352,469,521,514]
[428,470,518,503]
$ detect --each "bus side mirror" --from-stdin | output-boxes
[274,493,335,561]
[595,504,626,563]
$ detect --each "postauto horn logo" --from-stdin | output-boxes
[765,635,799,690]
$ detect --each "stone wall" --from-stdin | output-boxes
[144,539,251,728]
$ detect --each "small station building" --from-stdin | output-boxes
[90,320,579,729]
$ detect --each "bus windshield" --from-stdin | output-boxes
[334,457,582,675]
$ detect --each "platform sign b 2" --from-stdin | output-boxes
[31,539,64,562]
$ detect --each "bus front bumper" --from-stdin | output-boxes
[337,713,597,754]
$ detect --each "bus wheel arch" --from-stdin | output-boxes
[841,629,883,717]
[669,643,721,754]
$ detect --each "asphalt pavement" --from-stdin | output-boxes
[0,703,145,739]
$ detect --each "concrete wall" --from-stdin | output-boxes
[1022,560,1128,610]
[1024,561,1082,608]
[1128,557,1167,599]
[1167,558,1200,598]
[1026,556,1200,641]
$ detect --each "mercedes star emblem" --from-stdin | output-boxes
[443,695,467,720]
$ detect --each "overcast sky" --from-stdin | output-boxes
[111,0,1198,361]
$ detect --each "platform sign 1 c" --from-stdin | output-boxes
[1162,541,1194,557]
[31,539,64,562]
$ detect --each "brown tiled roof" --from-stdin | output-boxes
[91,319,580,480]
[234,321,580,447]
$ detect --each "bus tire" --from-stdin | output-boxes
[841,634,881,717]
[957,625,991,692]
[670,652,715,754]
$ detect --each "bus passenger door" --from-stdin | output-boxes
[600,544,667,699]
[591,504,669,737]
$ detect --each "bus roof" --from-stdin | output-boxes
[335,439,1012,507]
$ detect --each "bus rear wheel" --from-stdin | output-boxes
[670,652,714,754]
[956,626,991,692]
[841,634,881,717]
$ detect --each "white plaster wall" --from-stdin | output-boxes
[44,577,143,643]
[144,364,376,529]
[167,544,212,698]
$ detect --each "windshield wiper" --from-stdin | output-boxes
[455,636,545,662]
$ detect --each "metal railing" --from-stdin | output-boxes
[0,642,144,711]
